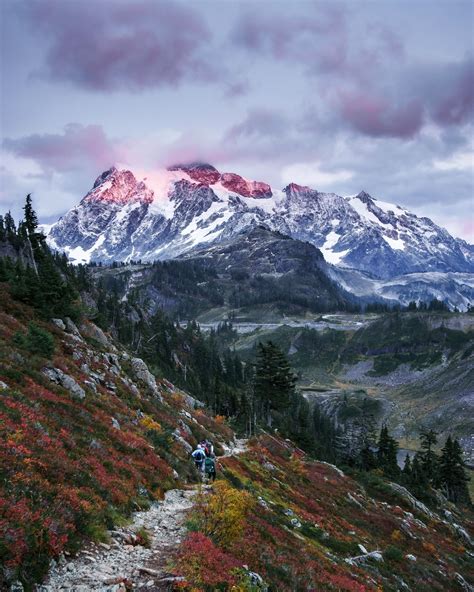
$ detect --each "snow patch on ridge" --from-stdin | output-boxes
[65,235,106,264]
[320,231,350,264]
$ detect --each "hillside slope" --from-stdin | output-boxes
[174,434,474,591]
[0,286,233,590]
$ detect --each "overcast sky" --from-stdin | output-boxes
[1,0,473,241]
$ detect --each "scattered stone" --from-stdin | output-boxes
[42,367,86,400]
[284,509,294,516]
[451,522,473,547]
[180,391,205,409]
[172,429,192,454]
[346,550,384,566]
[0,380,9,390]
[247,570,268,590]
[111,417,121,430]
[290,518,302,528]
[64,317,82,337]
[10,581,24,592]
[406,554,417,561]
[389,482,436,520]
[358,544,368,554]
[318,461,345,478]
[347,492,364,509]
[455,572,473,591]
[138,566,160,576]
[51,318,66,330]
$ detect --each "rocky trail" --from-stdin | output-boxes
[35,440,248,592]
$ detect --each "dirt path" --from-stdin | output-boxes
[36,488,198,592]
[36,440,248,592]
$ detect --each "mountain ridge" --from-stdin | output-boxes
[46,163,473,282]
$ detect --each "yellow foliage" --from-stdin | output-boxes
[422,541,437,554]
[391,529,403,543]
[195,481,254,547]
[140,415,162,432]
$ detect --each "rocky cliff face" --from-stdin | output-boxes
[46,163,473,283]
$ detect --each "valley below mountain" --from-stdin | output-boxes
[1,186,473,592]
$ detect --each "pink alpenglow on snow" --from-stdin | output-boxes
[85,168,154,205]
[220,172,272,199]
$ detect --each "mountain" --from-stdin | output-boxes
[329,268,474,312]
[87,226,357,322]
[46,163,474,281]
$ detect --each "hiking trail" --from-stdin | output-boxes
[35,439,247,592]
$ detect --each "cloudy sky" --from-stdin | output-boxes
[1,0,473,240]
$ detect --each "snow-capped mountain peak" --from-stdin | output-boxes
[46,163,473,283]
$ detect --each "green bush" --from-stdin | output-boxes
[14,323,55,358]
[383,545,404,562]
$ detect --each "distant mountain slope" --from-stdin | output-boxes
[89,226,358,320]
[46,163,474,280]
[329,268,474,311]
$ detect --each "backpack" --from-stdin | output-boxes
[192,449,205,462]
[205,457,215,472]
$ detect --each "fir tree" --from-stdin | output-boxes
[438,436,471,504]
[419,429,438,482]
[377,425,400,478]
[254,341,296,427]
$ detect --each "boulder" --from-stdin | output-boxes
[181,391,205,409]
[51,318,66,330]
[389,482,437,520]
[64,317,81,337]
[0,380,8,390]
[172,430,193,454]
[80,321,109,344]
[42,367,86,400]
[131,358,162,401]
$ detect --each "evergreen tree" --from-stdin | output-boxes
[376,425,400,478]
[23,194,39,235]
[408,453,431,500]
[254,341,296,427]
[419,429,438,482]
[438,436,471,504]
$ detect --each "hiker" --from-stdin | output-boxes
[204,440,214,457]
[191,445,206,473]
[204,455,217,482]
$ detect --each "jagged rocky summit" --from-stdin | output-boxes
[46,162,474,281]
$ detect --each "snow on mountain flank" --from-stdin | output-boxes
[45,163,474,286]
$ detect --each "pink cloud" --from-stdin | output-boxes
[430,59,474,126]
[338,92,424,138]
[23,0,219,91]
[3,124,121,172]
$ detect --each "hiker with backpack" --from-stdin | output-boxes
[204,455,217,482]
[191,445,206,474]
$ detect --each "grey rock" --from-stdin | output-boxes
[9,581,24,592]
[389,482,437,520]
[51,318,66,330]
[64,317,81,336]
[42,367,86,400]
[131,357,162,401]
[111,417,121,430]
[172,430,192,454]
[0,380,9,390]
